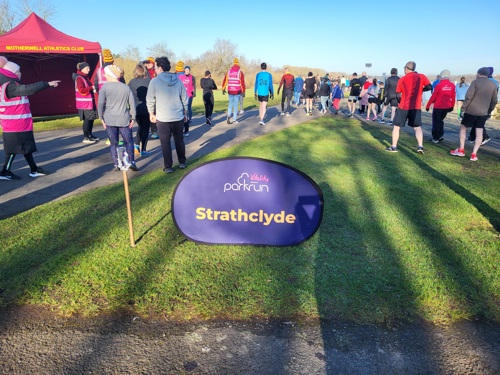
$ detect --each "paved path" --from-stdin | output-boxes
[1,103,499,219]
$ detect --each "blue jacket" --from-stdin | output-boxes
[294,77,304,92]
[255,71,274,96]
[332,85,344,99]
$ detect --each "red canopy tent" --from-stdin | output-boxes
[0,12,102,116]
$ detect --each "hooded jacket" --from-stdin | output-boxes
[146,72,188,122]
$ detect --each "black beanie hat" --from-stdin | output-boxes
[77,62,90,71]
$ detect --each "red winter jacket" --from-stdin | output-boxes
[426,79,456,110]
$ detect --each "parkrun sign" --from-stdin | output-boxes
[172,157,324,246]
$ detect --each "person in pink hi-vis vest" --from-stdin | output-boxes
[0,60,60,180]
[222,58,246,125]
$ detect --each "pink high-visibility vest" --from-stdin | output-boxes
[75,75,94,110]
[0,81,33,132]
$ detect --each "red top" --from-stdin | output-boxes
[396,72,431,110]
[426,79,456,110]
[278,73,295,91]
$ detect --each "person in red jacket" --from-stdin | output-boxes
[277,67,295,116]
[385,61,432,154]
[425,69,456,143]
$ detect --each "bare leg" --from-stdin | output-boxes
[459,124,467,150]
[414,127,423,147]
[392,125,401,147]
[473,128,483,155]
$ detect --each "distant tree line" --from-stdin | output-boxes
[117,38,343,88]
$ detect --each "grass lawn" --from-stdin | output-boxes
[0,112,499,326]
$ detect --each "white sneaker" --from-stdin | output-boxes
[238,110,244,115]
[286,112,290,116]
[259,120,265,126]
[280,112,285,116]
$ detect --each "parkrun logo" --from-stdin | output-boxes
[223,172,270,193]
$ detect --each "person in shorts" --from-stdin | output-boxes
[254,62,274,126]
[379,68,400,124]
[385,61,431,154]
[450,67,497,161]
[303,72,317,115]
[347,72,361,117]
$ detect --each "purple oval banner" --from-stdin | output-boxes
[172,157,324,246]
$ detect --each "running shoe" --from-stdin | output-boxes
[286,112,290,116]
[238,110,244,115]
[150,133,159,139]
[233,121,239,124]
[0,170,21,180]
[481,137,491,145]
[89,135,99,141]
[179,163,186,169]
[470,153,478,161]
[106,138,111,145]
[134,145,140,155]
[385,146,398,152]
[29,167,49,178]
[227,116,231,124]
[140,151,151,157]
[450,148,465,157]
[417,146,424,154]
[431,139,440,144]
[259,121,265,126]
[387,121,393,125]
[164,167,174,173]
[83,137,96,144]
[378,119,385,124]
[281,112,285,116]
[184,132,190,137]
[129,162,139,172]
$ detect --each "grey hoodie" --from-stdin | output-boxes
[146,72,188,122]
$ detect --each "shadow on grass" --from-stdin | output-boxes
[0,117,498,373]
[259,119,499,372]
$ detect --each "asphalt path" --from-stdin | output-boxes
[0,102,498,220]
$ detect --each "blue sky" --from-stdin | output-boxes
[47,0,499,76]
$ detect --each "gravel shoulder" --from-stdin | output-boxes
[1,306,499,374]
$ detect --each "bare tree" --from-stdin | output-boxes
[0,0,16,34]
[120,45,142,63]
[0,0,55,34]
[16,0,55,20]
[199,38,238,77]
[146,41,176,62]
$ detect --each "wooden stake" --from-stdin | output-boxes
[122,170,135,247]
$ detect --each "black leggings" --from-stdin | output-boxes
[134,114,150,151]
[281,89,293,112]
[2,152,37,173]
[203,92,214,119]
[82,119,95,138]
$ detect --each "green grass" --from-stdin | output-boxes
[0,116,499,326]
